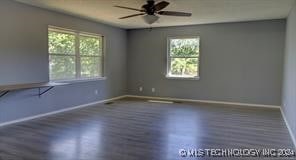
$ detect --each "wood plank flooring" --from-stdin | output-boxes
[0,98,295,160]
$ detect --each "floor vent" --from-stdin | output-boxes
[105,101,114,105]
[147,100,174,104]
[174,101,182,103]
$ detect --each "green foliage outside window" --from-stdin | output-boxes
[170,58,198,77]
[169,38,199,77]
[48,28,103,80]
[80,35,101,56]
[80,35,102,78]
[49,55,76,80]
[49,31,76,80]
[170,38,199,57]
[49,31,75,55]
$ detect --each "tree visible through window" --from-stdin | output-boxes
[167,37,200,78]
[48,27,104,81]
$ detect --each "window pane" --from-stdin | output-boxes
[170,38,199,57]
[170,58,198,77]
[80,35,101,56]
[49,55,76,80]
[81,56,102,78]
[48,31,75,55]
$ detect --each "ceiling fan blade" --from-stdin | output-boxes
[154,1,169,11]
[119,13,145,19]
[158,11,192,17]
[114,5,144,12]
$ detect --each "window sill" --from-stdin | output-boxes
[51,77,107,84]
[165,76,200,80]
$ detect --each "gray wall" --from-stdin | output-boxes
[282,1,296,143]
[0,0,288,125]
[127,20,285,106]
[0,0,127,123]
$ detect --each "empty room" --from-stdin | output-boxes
[0,0,296,159]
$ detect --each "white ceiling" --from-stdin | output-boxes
[16,0,295,29]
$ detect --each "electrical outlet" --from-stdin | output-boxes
[139,87,143,92]
[95,90,99,95]
[152,88,155,92]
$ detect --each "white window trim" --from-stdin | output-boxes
[166,36,200,80]
[48,26,106,83]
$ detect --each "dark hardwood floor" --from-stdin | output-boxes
[0,98,295,160]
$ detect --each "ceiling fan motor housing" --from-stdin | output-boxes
[142,0,156,15]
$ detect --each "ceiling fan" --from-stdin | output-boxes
[114,0,192,24]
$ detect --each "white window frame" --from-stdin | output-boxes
[166,36,200,80]
[48,26,106,82]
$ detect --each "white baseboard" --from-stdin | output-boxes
[127,95,296,149]
[280,108,296,149]
[1,94,293,149]
[127,95,296,148]
[0,94,282,128]
[0,95,127,127]
[125,95,281,109]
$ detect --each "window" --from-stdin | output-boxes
[167,37,200,79]
[48,26,104,81]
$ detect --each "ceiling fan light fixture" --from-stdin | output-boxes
[143,15,159,24]
[115,0,192,24]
